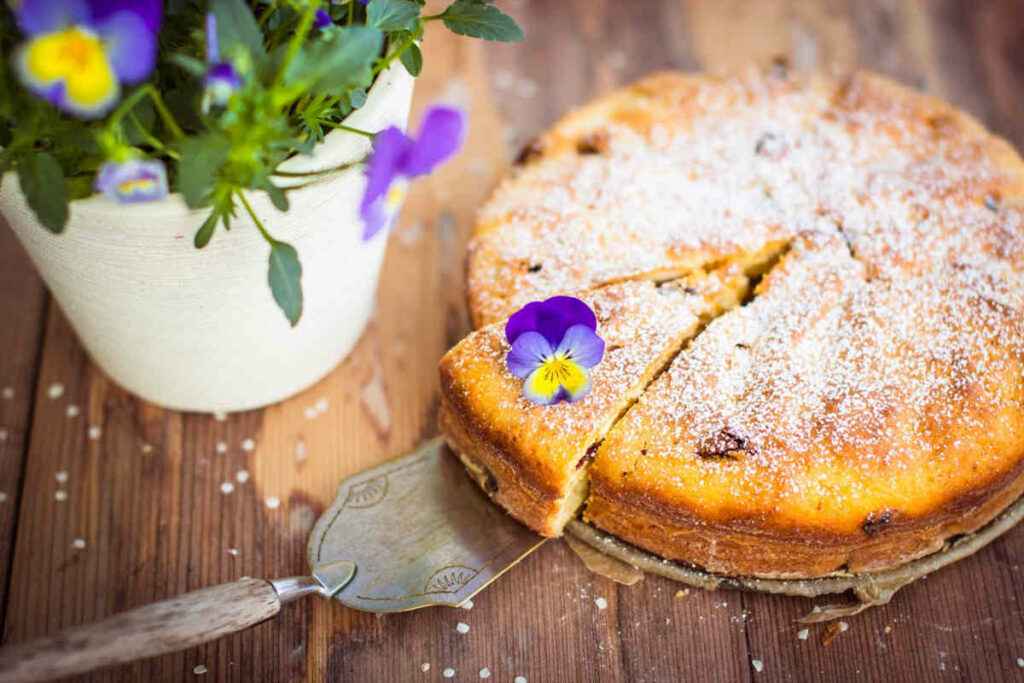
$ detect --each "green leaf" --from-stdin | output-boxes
[399,42,423,76]
[170,53,208,78]
[212,0,266,62]
[18,152,68,234]
[284,26,383,95]
[441,0,523,41]
[194,211,219,248]
[176,134,231,208]
[268,240,303,326]
[367,0,421,31]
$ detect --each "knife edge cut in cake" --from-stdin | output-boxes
[441,68,1024,578]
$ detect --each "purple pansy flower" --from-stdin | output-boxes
[95,158,169,203]
[314,9,332,29]
[505,296,605,405]
[202,12,242,112]
[13,0,162,118]
[360,105,465,240]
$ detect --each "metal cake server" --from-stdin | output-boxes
[0,438,545,683]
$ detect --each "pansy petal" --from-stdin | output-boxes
[95,159,168,203]
[505,299,543,345]
[534,296,597,346]
[522,366,563,406]
[16,29,119,118]
[96,10,156,84]
[89,0,162,33]
[205,12,220,63]
[506,331,553,378]
[401,106,465,177]
[556,324,605,369]
[362,126,411,210]
[15,0,89,35]
[558,361,592,402]
[315,9,332,29]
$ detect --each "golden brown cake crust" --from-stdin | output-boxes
[443,68,1024,578]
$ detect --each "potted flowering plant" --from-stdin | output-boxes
[0,0,522,411]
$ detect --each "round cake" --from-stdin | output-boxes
[439,69,1024,578]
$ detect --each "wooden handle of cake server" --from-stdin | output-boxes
[0,577,283,683]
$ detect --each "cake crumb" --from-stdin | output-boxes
[55,470,68,483]
[220,482,234,494]
[66,405,79,418]
[751,659,764,673]
[87,425,102,440]
[2,387,13,399]
[265,496,281,510]
[456,622,470,634]
[236,470,250,484]
[227,548,240,557]
[479,668,491,679]
[241,438,255,452]
[884,624,893,634]
[443,668,455,678]
[675,589,690,599]
[821,620,849,646]
[193,664,208,675]
[420,663,430,672]
[514,677,528,683]
[594,597,608,610]
[54,490,67,502]
[0,492,7,503]
[797,628,809,640]
[213,412,227,421]
[47,382,64,399]
[1016,657,1024,669]
[0,429,7,442]
[295,440,308,463]
[461,599,474,610]
[72,538,86,549]
[216,441,227,454]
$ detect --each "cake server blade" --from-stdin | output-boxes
[0,438,544,683]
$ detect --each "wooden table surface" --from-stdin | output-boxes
[3,1,1024,681]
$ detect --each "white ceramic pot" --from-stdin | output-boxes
[0,64,415,413]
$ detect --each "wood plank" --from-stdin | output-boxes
[4,1,1024,681]
[0,220,48,635]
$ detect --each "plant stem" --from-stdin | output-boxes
[108,84,185,140]
[325,122,376,138]
[128,112,181,159]
[237,189,276,245]
[273,161,357,178]
[347,0,354,25]
[373,33,415,76]
[273,4,318,89]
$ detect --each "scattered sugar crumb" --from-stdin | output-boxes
[479,667,491,679]
[54,490,67,502]
[141,443,153,454]
[314,397,329,413]
[455,622,470,634]
[1016,657,1024,669]
[216,441,227,454]
[227,548,240,557]
[514,677,527,683]
[442,668,455,679]
[304,406,318,420]
[797,628,809,640]
[752,659,764,673]
[265,496,281,510]
[72,538,86,549]
[87,425,102,440]
[241,438,255,452]
[193,664,208,675]
[420,663,430,673]
[65,405,79,418]
[47,382,64,399]
[675,589,690,599]
[1,387,13,399]
[0,429,7,442]
[0,492,7,503]
[884,624,893,634]
[594,597,608,610]
[220,482,234,494]
[295,439,308,463]
[461,599,474,610]
[213,412,227,421]
[55,470,68,483]
[235,470,250,484]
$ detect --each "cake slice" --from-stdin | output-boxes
[439,273,748,536]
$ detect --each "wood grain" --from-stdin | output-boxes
[2,1,1023,681]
